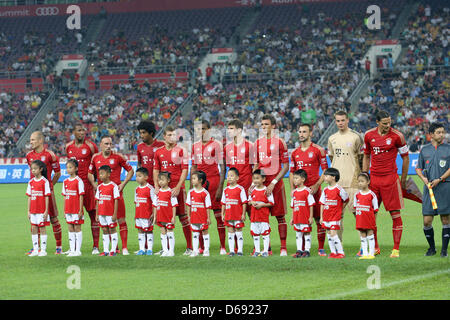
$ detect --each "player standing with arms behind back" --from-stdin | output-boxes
[66,123,100,254]
[415,123,450,258]
[153,126,192,255]
[253,114,289,256]
[26,131,63,255]
[137,120,165,187]
[289,123,328,256]
[327,110,367,254]
[88,136,135,255]
[191,120,226,254]
[363,110,410,258]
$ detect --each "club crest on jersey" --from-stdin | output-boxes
[110,159,115,165]
[82,149,87,155]
[172,151,178,158]
[386,138,392,145]
[308,152,313,158]
[41,156,46,161]
[241,148,245,153]
[270,144,275,151]
[440,160,446,168]
[207,146,212,152]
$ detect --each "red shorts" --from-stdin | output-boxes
[117,192,126,220]
[83,182,96,213]
[204,176,222,211]
[311,186,322,219]
[370,174,404,212]
[175,187,186,216]
[264,178,287,217]
[47,190,58,218]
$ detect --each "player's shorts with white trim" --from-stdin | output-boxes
[65,213,84,225]
[224,220,245,229]
[29,213,50,227]
[321,220,341,230]
[98,215,117,228]
[156,221,175,229]
[293,223,312,233]
[370,174,404,211]
[190,223,209,232]
[250,222,271,236]
[135,218,154,232]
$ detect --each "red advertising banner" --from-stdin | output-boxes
[87,72,188,90]
[211,48,234,54]
[0,0,357,18]
[374,39,399,46]
[0,0,254,18]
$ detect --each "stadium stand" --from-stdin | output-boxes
[356,1,449,150]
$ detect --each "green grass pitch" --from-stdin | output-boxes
[0,176,448,300]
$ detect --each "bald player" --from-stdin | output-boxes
[88,135,134,255]
[327,110,369,255]
[26,131,63,254]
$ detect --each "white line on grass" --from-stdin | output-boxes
[318,268,450,300]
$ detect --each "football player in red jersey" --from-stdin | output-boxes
[224,119,255,253]
[88,136,134,255]
[137,120,165,187]
[289,123,328,256]
[26,131,63,255]
[65,123,100,254]
[191,120,226,254]
[363,110,410,258]
[153,126,192,255]
[252,114,289,256]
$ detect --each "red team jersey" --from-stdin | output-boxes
[224,140,254,190]
[363,127,409,176]
[26,177,51,214]
[134,183,157,220]
[291,187,316,225]
[66,139,98,182]
[191,139,223,178]
[155,188,178,224]
[221,184,248,221]
[290,143,328,186]
[248,187,275,223]
[62,176,85,214]
[354,190,379,231]
[26,149,61,189]
[254,136,289,179]
[89,152,133,185]
[95,182,120,216]
[153,144,189,188]
[319,185,349,222]
[186,188,212,224]
[137,140,165,186]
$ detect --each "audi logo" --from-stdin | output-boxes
[35,7,59,16]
